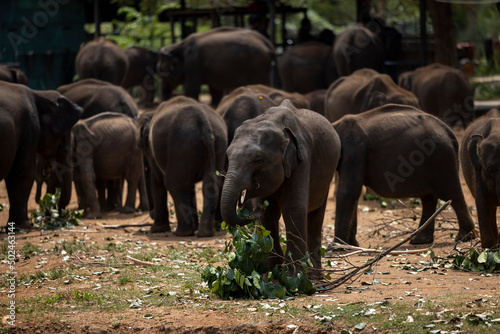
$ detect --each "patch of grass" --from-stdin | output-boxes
[104,242,126,253]
[53,239,97,256]
[22,242,43,258]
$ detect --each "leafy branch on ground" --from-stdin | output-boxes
[31,188,83,230]
[453,247,500,273]
[202,222,315,300]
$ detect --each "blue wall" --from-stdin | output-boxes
[0,0,85,89]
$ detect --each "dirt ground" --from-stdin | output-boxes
[0,128,499,333]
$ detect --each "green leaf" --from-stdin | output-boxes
[258,235,273,254]
[478,250,488,263]
[493,252,500,264]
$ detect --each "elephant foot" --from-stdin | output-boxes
[410,233,434,245]
[139,203,149,213]
[84,211,102,219]
[175,228,195,237]
[197,227,214,238]
[11,220,33,231]
[120,206,135,214]
[150,223,171,233]
[455,228,478,243]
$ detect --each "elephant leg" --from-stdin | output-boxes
[143,158,154,215]
[96,177,107,212]
[73,170,86,211]
[260,198,284,270]
[77,160,101,219]
[197,172,220,237]
[150,168,170,233]
[121,177,137,214]
[137,167,149,213]
[107,179,123,212]
[307,197,329,270]
[475,188,499,249]
[411,195,437,244]
[449,192,477,243]
[208,87,223,107]
[335,168,364,247]
[122,155,145,214]
[170,185,197,237]
[5,164,35,229]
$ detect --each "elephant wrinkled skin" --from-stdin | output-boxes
[460,108,500,249]
[333,104,477,246]
[72,112,148,219]
[221,99,341,272]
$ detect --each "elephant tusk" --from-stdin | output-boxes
[255,183,260,189]
[240,189,247,205]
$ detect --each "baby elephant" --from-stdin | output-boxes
[460,108,500,249]
[333,104,477,246]
[221,99,341,271]
[139,96,228,237]
[72,112,148,218]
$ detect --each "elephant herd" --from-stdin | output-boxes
[1,25,499,275]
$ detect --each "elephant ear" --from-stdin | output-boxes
[36,92,82,137]
[398,72,412,91]
[363,91,387,111]
[282,127,305,178]
[468,134,484,171]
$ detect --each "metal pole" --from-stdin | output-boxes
[94,0,100,38]
[419,0,427,66]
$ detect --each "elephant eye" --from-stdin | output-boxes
[487,166,496,175]
[253,155,263,163]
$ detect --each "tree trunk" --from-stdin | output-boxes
[427,0,458,67]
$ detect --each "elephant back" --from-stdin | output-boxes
[75,37,129,86]
[57,79,138,119]
[333,25,385,77]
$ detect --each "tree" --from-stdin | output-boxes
[427,0,458,67]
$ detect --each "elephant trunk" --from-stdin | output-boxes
[220,170,252,227]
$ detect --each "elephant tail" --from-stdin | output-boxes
[198,110,217,176]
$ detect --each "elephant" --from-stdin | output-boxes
[245,84,310,109]
[333,25,385,77]
[216,86,277,145]
[72,112,148,219]
[58,79,138,119]
[459,108,500,249]
[75,37,129,86]
[324,68,420,122]
[333,103,477,246]
[277,41,338,94]
[304,89,327,116]
[157,26,275,107]
[398,63,475,127]
[122,46,158,107]
[35,78,140,208]
[139,96,228,237]
[0,65,28,85]
[0,81,82,229]
[221,99,341,272]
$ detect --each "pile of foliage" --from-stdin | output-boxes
[202,222,316,300]
[453,247,500,273]
[31,188,83,230]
